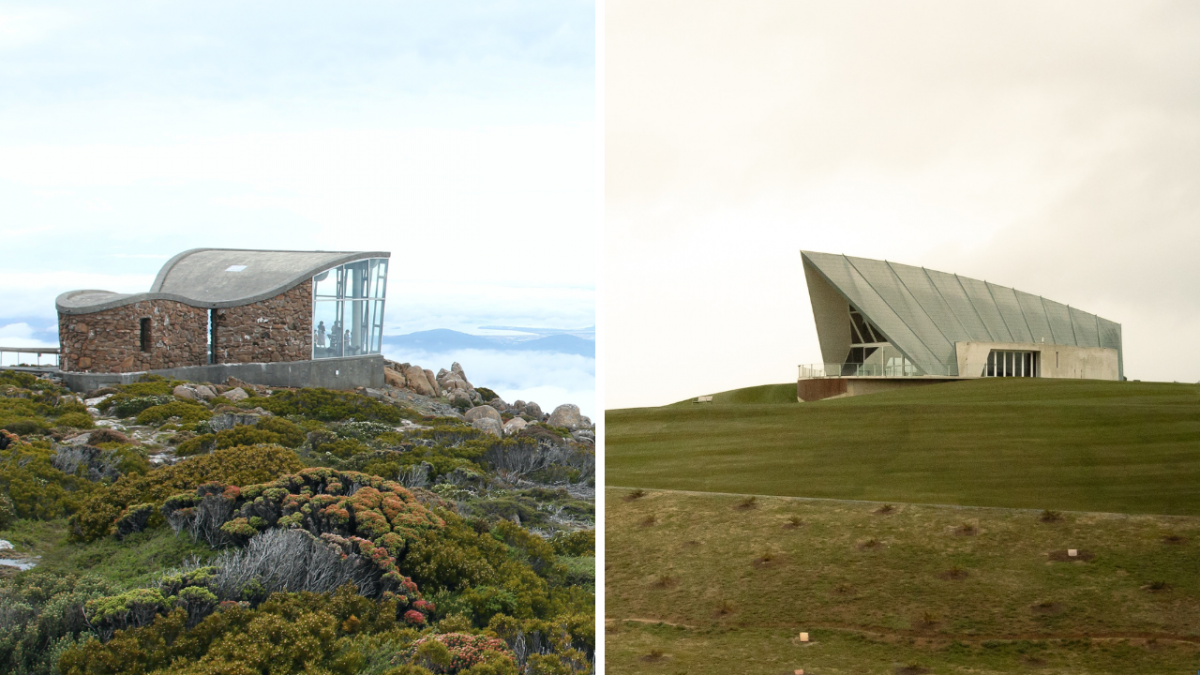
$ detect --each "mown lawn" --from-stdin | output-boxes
[608,378,1200,515]
[605,487,1200,674]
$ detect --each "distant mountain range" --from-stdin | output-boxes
[382,329,595,358]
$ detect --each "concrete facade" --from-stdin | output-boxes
[59,354,385,392]
[954,341,1120,381]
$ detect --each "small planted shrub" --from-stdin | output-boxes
[1040,509,1063,523]
[651,574,677,589]
[715,598,735,616]
[954,522,978,536]
[639,514,657,527]
[875,504,895,515]
[942,566,968,580]
[735,496,757,510]
[783,515,803,529]
[623,489,646,501]
[1144,580,1171,592]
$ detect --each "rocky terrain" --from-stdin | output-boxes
[0,365,595,675]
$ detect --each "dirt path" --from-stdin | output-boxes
[606,485,1186,520]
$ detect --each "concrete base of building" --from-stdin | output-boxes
[797,376,960,402]
[59,354,385,393]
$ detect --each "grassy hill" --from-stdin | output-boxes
[607,378,1200,516]
[606,487,1200,674]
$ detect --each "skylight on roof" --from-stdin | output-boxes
[225,265,247,272]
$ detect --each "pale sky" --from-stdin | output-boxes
[606,0,1200,409]
[0,1,596,340]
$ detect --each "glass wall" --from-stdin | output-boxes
[312,258,388,359]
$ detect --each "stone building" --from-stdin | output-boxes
[798,250,1123,401]
[56,248,389,390]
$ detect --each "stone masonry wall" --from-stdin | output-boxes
[59,300,208,373]
[213,280,313,364]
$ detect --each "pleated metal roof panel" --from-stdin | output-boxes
[801,250,1122,376]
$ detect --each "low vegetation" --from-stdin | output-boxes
[609,378,1200,515]
[606,487,1200,673]
[0,372,594,674]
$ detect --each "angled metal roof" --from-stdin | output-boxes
[57,248,388,315]
[801,250,1122,376]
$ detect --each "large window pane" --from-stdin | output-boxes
[313,300,342,359]
[314,269,339,298]
[311,258,388,359]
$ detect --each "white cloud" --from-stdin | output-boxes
[382,347,595,418]
[0,8,73,50]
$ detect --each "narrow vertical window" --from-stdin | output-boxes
[139,318,152,352]
[209,309,219,364]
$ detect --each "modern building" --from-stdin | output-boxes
[55,248,390,390]
[799,250,1122,401]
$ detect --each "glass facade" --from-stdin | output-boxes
[312,258,388,360]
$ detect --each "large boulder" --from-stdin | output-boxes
[404,366,437,397]
[464,405,501,425]
[220,387,249,402]
[384,368,406,388]
[502,417,527,435]
[470,417,503,438]
[451,362,472,388]
[449,389,473,408]
[423,369,441,397]
[209,409,272,432]
[524,402,544,419]
[193,385,217,401]
[547,404,584,430]
[173,385,196,401]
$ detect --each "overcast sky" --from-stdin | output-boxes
[605,0,1200,409]
[0,0,595,341]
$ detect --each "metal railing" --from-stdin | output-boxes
[0,346,61,369]
[798,362,926,379]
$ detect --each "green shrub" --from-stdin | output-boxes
[213,426,281,449]
[0,569,123,675]
[161,468,444,583]
[69,444,306,542]
[3,418,49,435]
[104,395,173,418]
[550,530,594,557]
[176,434,216,456]
[255,416,306,447]
[113,377,183,397]
[323,438,370,458]
[55,412,96,429]
[135,401,212,426]
[247,388,413,423]
[58,587,418,675]
[0,490,15,528]
[474,387,499,402]
[1,437,96,519]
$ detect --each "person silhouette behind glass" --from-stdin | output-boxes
[316,321,326,348]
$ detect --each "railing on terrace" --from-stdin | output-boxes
[798,362,929,379]
[0,347,61,369]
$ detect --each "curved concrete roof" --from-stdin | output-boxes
[801,250,1122,377]
[57,248,388,315]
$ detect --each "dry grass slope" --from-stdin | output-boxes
[606,487,1200,674]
